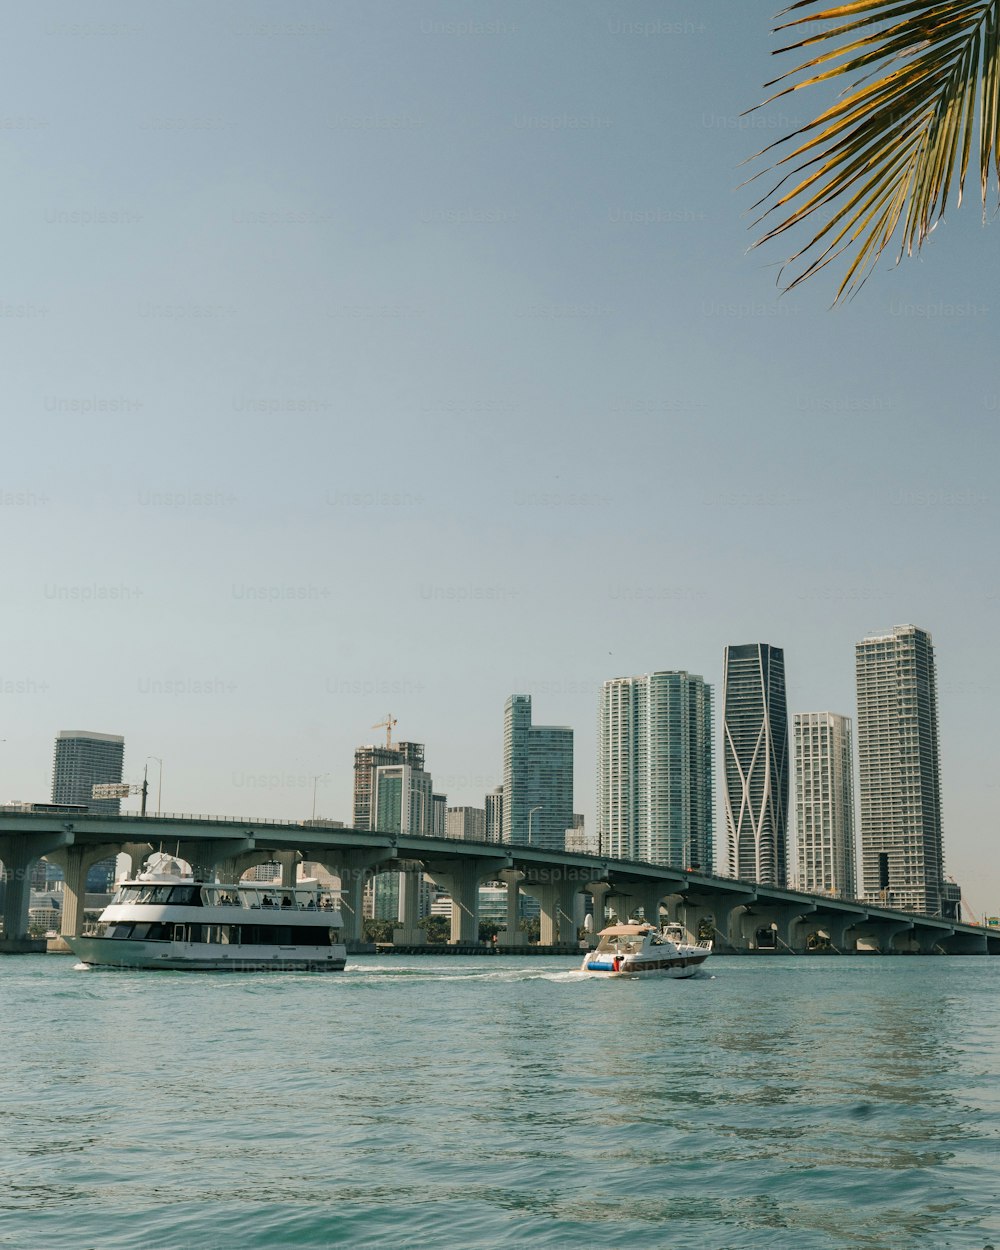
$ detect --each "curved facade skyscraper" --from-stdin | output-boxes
[723,643,789,885]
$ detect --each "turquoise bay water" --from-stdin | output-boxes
[1,955,998,1250]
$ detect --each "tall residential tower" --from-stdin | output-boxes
[794,712,856,899]
[722,644,789,886]
[598,670,713,870]
[502,695,573,851]
[855,625,947,914]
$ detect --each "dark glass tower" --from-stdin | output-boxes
[722,644,789,885]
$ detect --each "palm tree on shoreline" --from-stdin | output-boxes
[748,0,1000,301]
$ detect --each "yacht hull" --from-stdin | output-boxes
[581,954,710,977]
[68,936,347,972]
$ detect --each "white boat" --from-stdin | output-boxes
[67,856,347,972]
[581,922,712,977]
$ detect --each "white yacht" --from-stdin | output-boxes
[582,922,712,978]
[67,856,347,972]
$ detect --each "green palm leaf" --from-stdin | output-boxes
[748,0,1000,300]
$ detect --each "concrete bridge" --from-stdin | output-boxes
[1,809,997,956]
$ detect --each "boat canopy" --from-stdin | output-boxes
[597,923,656,937]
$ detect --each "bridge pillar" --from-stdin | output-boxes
[521,881,581,946]
[737,903,817,953]
[275,851,299,889]
[393,865,426,945]
[0,831,73,949]
[852,919,914,953]
[916,927,946,954]
[46,843,121,940]
[785,908,820,954]
[311,849,396,943]
[498,870,525,948]
[940,931,988,954]
[424,858,509,945]
[669,899,719,947]
[214,850,275,883]
[608,885,667,927]
[808,913,861,953]
[586,881,611,935]
[174,838,257,882]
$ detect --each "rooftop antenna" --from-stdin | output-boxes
[371,713,397,749]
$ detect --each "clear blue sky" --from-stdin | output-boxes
[5,1,999,914]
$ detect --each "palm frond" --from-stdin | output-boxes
[748,0,1000,300]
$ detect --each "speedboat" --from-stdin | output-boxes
[67,855,347,971]
[582,922,711,977]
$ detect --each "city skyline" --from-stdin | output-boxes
[11,618,974,915]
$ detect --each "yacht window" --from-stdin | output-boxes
[130,924,151,939]
[168,886,199,905]
[290,926,330,945]
[134,886,173,905]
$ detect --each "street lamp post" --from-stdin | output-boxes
[311,773,330,821]
[527,805,543,846]
[146,756,163,815]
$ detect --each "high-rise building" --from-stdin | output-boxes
[431,793,447,836]
[52,730,126,891]
[502,695,573,851]
[598,671,714,870]
[855,625,947,915]
[723,644,789,885]
[373,763,434,836]
[794,712,856,899]
[484,785,503,843]
[445,806,486,841]
[352,738,433,922]
[352,741,425,830]
[52,730,125,812]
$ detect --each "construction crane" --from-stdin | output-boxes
[948,876,980,926]
[372,713,397,749]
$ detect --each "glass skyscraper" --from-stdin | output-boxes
[855,625,946,915]
[794,712,856,899]
[722,643,789,885]
[598,670,713,870]
[502,695,573,850]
